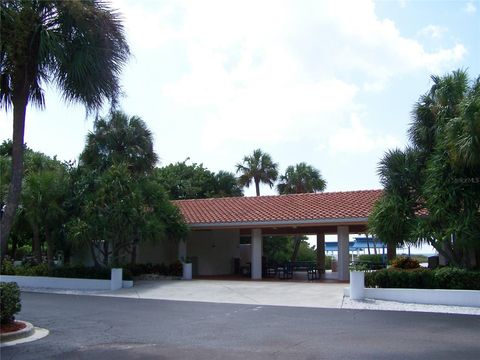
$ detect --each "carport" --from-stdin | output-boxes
[174,189,382,281]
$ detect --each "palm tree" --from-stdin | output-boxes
[0,0,130,260]
[236,149,278,196]
[277,162,326,195]
[80,111,158,175]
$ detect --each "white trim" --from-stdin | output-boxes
[0,275,133,290]
[188,217,368,229]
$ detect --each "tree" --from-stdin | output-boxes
[370,70,480,268]
[22,165,68,267]
[277,162,326,194]
[80,111,157,175]
[213,171,243,198]
[236,149,278,196]
[156,161,243,199]
[0,0,130,261]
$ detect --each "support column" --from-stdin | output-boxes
[337,226,350,281]
[316,233,326,276]
[251,229,262,280]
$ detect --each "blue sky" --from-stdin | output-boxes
[1,0,478,198]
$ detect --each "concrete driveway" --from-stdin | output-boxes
[98,279,346,308]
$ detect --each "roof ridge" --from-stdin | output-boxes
[173,189,383,202]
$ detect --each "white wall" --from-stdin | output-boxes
[187,229,240,276]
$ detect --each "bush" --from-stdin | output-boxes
[15,263,49,277]
[433,267,480,290]
[365,267,480,290]
[0,282,22,324]
[14,245,32,261]
[1,260,16,275]
[0,263,133,281]
[357,254,385,270]
[390,256,420,269]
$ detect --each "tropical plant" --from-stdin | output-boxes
[156,161,242,199]
[277,162,326,194]
[80,111,157,175]
[369,70,480,268]
[236,149,279,196]
[0,0,130,261]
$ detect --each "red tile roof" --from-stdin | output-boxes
[174,189,383,227]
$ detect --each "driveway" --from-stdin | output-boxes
[98,279,346,308]
[2,292,480,360]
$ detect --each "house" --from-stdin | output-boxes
[135,189,382,281]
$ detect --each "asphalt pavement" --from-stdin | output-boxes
[1,292,479,360]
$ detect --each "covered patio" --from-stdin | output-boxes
[174,189,382,281]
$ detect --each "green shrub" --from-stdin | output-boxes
[0,282,22,324]
[1,260,16,275]
[15,263,49,277]
[325,256,332,270]
[433,267,480,290]
[365,267,480,290]
[0,263,133,281]
[14,245,32,261]
[391,256,420,269]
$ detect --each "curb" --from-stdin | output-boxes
[0,321,34,343]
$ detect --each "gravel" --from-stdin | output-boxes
[342,296,480,315]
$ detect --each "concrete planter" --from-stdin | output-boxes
[183,263,192,280]
[344,287,480,307]
[349,271,365,300]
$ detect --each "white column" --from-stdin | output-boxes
[337,225,350,281]
[251,229,262,280]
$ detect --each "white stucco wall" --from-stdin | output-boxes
[187,229,240,276]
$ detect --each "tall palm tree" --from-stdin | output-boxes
[80,111,158,175]
[0,0,130,260]
[236,149,278,196]
[277,162,326,195]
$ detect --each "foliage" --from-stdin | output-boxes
[0,0,130,261]
[277,162,326,194]
[368,70,480,268]
[263,236,316,264]
[236,149,278,196]
[353,254,386,270]
[0,262,134,281]
[390,256,420,269]
[80,111,158,175]
[156,161,242,199]
[0,282,21,324]
[365,267,480,290]
[67,164,188,267]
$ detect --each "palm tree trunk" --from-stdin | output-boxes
[45,230,54,269]
[255,180,260,196]
[1,93,27,262]
[32,224,42,263]
[387,242,396,261]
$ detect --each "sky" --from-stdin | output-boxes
[1,0,479,199]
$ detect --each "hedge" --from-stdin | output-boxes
[365,267,480,290]
[0,282,22,324]
[0,261,133,281]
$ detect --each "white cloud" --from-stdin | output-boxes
[129,0,465,148]
[465,1,477,14]
[419,25,447,39]
[328,114,400,154]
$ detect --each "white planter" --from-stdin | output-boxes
[183,263,192,280]
[111,268,123,290]
[349,271,365,300]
